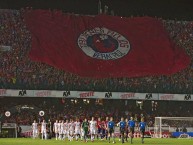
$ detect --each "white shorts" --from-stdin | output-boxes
[33,129,38,134]
[90,128,96,134]
[54,129,59,134]
[65,130,69,135]
[75,129,81,134]
[59,130,64,134]
[41,129,47,134]
[81,129,84,136]
[69,130,74,135]
[62,130,66,135]
[57,130,61,134]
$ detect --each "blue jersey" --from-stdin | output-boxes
[128,120,135,128]
[108,121,115,129]
[139,122,146,129]
[119,121,126,129]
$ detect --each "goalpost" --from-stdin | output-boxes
[154,117,193,138]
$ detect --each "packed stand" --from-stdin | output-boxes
[0,9,193,94]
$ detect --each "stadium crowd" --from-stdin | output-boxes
[0,9,193,94]
[0,9,193,129]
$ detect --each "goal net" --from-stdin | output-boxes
[154,117,193,138]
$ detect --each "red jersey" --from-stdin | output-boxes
[97,121,101,129]
[105,120,109,129]
[101,121,106,129]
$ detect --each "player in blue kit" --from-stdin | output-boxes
[139,118,146,144]
[118,117,126,144]
[128,117,135,144]
[108,117,115,143]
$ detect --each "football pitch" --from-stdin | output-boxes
[0,138,193,145]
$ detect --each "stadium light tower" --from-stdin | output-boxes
[136,100,143,110]
[98,0,102,14]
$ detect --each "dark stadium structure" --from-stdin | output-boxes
[0,0,193,20]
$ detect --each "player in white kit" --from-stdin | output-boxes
[53,120,59,140]
[80,126,84,141]
[69,119,75,141]
[89,117,97,142]
[57,120,62,140]
[74,118,81,141]
[59,120,65,140]
[41,120,47,140]
[32,120,38,139]
[63,119,69,140]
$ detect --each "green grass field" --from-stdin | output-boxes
[0,138,193,145]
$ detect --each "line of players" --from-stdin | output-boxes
[32,116,146,144]
[117,117,146,144]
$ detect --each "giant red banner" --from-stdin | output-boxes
[24,10,190,78]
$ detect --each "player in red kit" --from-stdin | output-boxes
[97,117,102,140]
[105,117,109,140]
[100,118,106,140]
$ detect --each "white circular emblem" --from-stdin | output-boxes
[5,111,11,117]
[39,110,45,116]
[78,27,130,60]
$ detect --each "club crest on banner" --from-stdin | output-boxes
[78,27,130,60]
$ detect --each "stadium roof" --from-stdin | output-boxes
[0,0,193,20]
